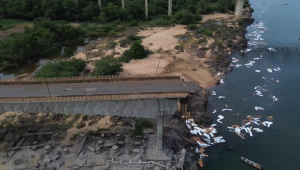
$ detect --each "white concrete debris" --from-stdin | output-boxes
[253,128,263,132]
[262,121,273,127]
[220,79,224,84]
[211,91,216,95]
[255,106,264,110]
[266,68,272,73]
[271,95,278,102]
[255,90,263,96]
[218,96,225,99]
[245,61,255,68]
[212,109,217,113]
[262,77,266,79]
[267,47,276,51]
[255,70,261,73]
[222,109,232,111]
[217,115,224,123]
[236,64,243,68]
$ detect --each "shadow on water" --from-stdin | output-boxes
[0,37,102,80]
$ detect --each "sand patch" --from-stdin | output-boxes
[200,13,232,23]
[121,54,172,75]
[71,52,86,60]
[138,25,187,52]
[165,59,217,89]
[0,111,22,122]
[60,115,112,145]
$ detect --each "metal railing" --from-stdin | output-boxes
[0,74,180,85]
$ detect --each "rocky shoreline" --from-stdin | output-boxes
[169,7,255,170]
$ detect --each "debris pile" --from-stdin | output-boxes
[185,118,225,167]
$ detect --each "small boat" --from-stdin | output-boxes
[241,157,263,169]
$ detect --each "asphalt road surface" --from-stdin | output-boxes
[0,79,199,98]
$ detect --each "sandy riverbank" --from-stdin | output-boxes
[72,13,245,89]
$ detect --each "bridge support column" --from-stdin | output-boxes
[122,0,125,9]
[168,0,172,16]
[74,0,78,7]
[145,0,148,19]
[98,0,102,8]
[156,118,163,150]
[234,0,244,20]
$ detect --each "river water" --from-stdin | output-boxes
[203,0,300,169]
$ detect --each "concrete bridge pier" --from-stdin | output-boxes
[168,0,172,16]
[98,0,102,8]
[234,0,244,20]
[156,118,163,150]
[74,0,78,7]
[122,0,125,9]
[145,0,148,19]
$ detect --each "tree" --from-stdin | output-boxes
[120,41,151,62]
[34,59,86,78]
[93,55,123,76]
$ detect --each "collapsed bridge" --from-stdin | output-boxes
[0,74,200,152]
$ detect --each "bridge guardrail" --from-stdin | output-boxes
[0,92,189,103]
[0,74,180,85]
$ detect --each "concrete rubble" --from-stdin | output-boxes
[0,114,200,170]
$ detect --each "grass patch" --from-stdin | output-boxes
[0,19,26,31]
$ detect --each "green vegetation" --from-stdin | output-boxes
[175,44,184,52]
[197,38,208,45]
[119,41,152,62]
[0,19,26,31]
[188,24,198,30]
[93,55,123,76]
[0,0,241,25]
[82,115,88,121]
[106,41,117,49]
[0,18,86,71]
[119,34,142,47]
[132,119,153,137]
[197,28,214,37]
[62,47,74,57]
[35,59,86,78]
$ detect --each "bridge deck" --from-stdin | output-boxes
[0,79,199,98]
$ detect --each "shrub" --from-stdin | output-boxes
[119,39,131,47]
[93,55,123,76]
[175,45,184,52]
[140,119,153,128]
[76,122,86,129]
[63,47,73,57]
[126,34,142,41]
[197,38,208,45]
[188,24,198,30]
[106,41,117,49]
[35,59,86,78]
[82,115,88,121]
[119,41,151,62]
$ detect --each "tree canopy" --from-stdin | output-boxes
[93,55,123,76]
[0,0,244,23]
[0,18,85,71]
[35,59,86,78]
